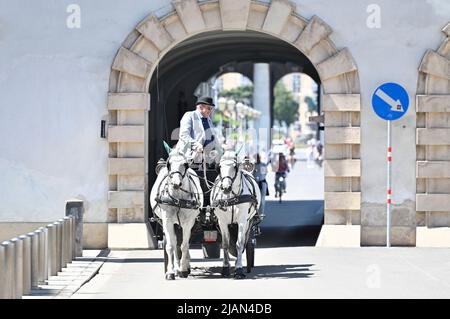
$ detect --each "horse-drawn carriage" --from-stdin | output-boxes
[150,147,263,280]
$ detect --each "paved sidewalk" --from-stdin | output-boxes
[72,247,450,299]
[23,250,107,299]
[262,158,324,228]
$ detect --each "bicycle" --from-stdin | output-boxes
[274,172,286,203]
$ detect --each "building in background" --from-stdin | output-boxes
[215,72,253,91]
[281,73,318,143]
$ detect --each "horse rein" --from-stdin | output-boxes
[157,153,201,209]
[218,156,239,191]
[167,169,187,181]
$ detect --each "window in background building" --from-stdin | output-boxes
[293,74,301,93]
[241,75,252,87]
[217,78,224,91]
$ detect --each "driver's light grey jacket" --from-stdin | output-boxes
[179,110,219,162]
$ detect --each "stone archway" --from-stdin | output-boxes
[416,23,450,230]
[106,0,361,248]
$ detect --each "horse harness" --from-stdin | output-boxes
[156,173,201,207]
[212,162,258,223]
[154,159,202,225]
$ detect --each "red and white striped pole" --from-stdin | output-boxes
[386,120,392,247]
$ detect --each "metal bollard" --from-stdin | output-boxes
[65,200,84,257]
[1,240,15,298]
[58,218,66,268]
[19,235,31,296]
[59,218,67,269]
[68,216,74,262]
[60,218,66,267]
[0,243,9,298]
[11,238,23,299]
[46,224,57,277]
[28,231,39,289]
[38,227,48,283]
[71,216,76,260]
[63,217,71,266]
[0,243,6,298]
[54,221,62,272]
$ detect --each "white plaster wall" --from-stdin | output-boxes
[294,0,449,206]
[0,0,171,222]
[0,0,448,222]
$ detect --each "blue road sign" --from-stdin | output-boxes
[372,83,409,121]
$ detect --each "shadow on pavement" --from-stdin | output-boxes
[261,200,324,228]
[249,264,315,279]
[103,257,206,263]
[258,226,322,247]
[265,199,324,213]
[189,264,316,280]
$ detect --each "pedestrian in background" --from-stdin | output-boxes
[253,153,269,218]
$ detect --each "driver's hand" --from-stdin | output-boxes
[194,142,203,153]
[221,143,232,151]
[209,150,218,158]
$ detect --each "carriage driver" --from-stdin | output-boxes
[178,96,263,232]
[178,96,226,163]
[178,96,228,205]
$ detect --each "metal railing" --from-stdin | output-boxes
[0,200,84,299]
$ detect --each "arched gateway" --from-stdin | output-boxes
[106,0,361,248]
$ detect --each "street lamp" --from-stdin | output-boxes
[242,105,248,117]
[242,105,250,130]
[236,102,244,115]
[223,99,236,145]
[227,99,236,123]
[236,102,244,146]
[218,97,227,112]
[217,97,227,135]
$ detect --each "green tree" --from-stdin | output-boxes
[219,85,253,104]
[273,82,299,126]
[304,96,318,113]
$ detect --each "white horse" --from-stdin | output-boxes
[150,150,203,280]
[211,151,261,279]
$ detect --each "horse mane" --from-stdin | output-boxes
[221,150,238,162]
[168,148,187,161]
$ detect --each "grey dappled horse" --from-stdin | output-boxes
[150,150,203,280]
[210,151,261,279]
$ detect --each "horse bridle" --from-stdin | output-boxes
[167,164,188,181]
[166,153,189,182]
[212,157,258,222]
[157,152,201,210]
[218,156,239,188]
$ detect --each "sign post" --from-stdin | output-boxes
[387,120,391,247]
[372,82,409,247]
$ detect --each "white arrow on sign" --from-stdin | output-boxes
[375,89,404,112]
